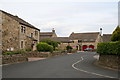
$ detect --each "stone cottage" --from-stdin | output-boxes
[69,32,102,51]
[40,28,57,40]
[0,10,40,52]
[101,34,112,42]
[40,29,102,51]
[49,32,102,51]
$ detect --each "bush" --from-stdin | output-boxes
[36,42,53,52]
[97,41,120,55]
[3,49,26,55]
[3,52,14,55]
[66,45,73,53]
[66,45,73,50]
[41,39,60,50]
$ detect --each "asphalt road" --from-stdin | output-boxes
[2,52,119,78]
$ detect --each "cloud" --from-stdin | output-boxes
[1,1,118,36]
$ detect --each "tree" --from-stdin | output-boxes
[41,39,60,50]
[111,25,120,41]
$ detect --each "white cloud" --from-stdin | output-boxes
[0,1,118,36]
[1,0,119,3]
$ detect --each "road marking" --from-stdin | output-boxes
[72,57,116,78]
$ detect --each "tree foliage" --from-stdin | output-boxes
[111,25,120,41]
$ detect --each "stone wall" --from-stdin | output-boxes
[2,51,67,64]
[19,24,40,50]
[23,52,50,58]
[97,55,119,69]
[2,12,20,51]
[2,54,28,64]
[0,11,2,50]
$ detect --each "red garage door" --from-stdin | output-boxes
[82,45,87,51]
[89,45,94,49]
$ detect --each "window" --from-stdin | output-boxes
[78,40,82,43]
[21,25,26,33]
[84,39,87,41]
[23,27,26,33]
[90,39,94,41]
[31,33,33,38]
[21,41,24,48]
[35,30,38,36]
[21,26,24,33]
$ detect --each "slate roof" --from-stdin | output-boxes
[49,37,71,43]
[102,34,112,42]
[1,10,40,30]
[40,32,56,39]
[69,32,100,42]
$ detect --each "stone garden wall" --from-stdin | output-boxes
[2,54,28,64]
[2,51,67,64]
[97,55,119,70]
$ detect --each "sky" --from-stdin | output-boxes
[0,0,119,37]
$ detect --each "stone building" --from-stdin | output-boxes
[69,32,102,51]
[40,28,57,40]
[48,32,102,51]
[0,11,2,52]
[101,34,112,42]
[1,10,40,52]
[40,29,102,51]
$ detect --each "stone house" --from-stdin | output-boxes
[0,10,40,52]
[48,32,102,51]
[69,32,102,51]
[40,28,57,40]
[101,34,112,42]
[40,30,102,51]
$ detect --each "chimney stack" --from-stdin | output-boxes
[100,28,102,36]
[52,28,55,33]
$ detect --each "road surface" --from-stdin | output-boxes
[2,52,119,78]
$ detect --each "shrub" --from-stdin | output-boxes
[41,39,60,50]
[36,42,53,52]
[3,52,14,55]
[97,41,120,55]
[66,45,73,50]
[3,49,26,55]
[66,45,73,53]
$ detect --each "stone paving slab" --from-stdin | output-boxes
[28,58,46,61]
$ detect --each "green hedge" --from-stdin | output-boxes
[36,42,53,52]
[97,41,120,55]
[3,49,26,55]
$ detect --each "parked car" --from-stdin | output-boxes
[84,48,93,51]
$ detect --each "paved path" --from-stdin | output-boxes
[2,52,118,78]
